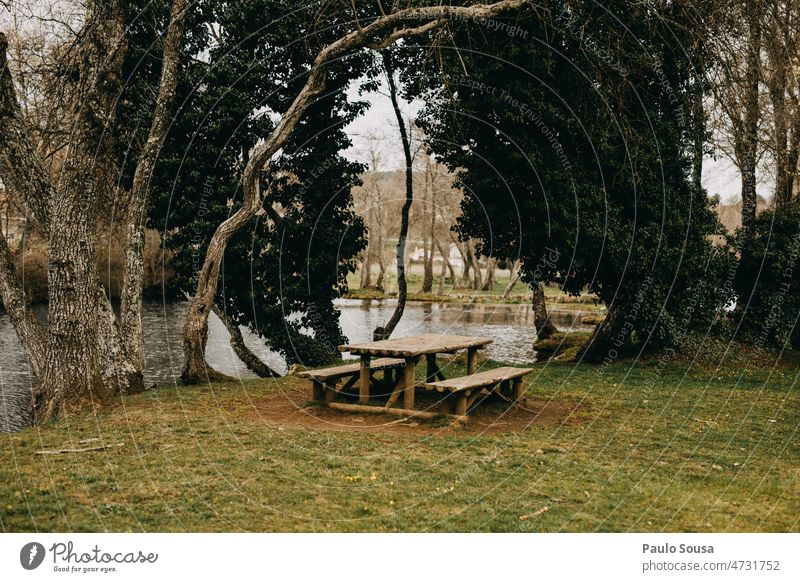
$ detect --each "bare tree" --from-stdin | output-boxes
[761,1,800,209]
[373,49,413,340]
[707,0,766,232]
[0,0,187,421]
[120,0,188,370]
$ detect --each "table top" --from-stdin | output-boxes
[339,333,493,357]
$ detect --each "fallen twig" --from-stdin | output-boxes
[35,443,124,455]
[519,506,549,520]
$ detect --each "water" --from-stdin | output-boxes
[0,299,593,432]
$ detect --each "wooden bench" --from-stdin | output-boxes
[299,358,406,402]
[424,366,533,415]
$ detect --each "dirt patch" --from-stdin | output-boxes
[240,385,584,436]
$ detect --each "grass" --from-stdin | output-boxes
[0,356,797,533]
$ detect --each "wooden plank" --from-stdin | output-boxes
[359,354,371,404]
[339,374,358,393]
[339,333,493,357]
[424,366,533,393]
[298,357,405,381]
[466,389,487,410]
[383,374,407,410]
[403,357,417,410]
[322,402,466,423]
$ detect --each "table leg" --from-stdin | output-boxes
[403,357,417,410]
[325,381,336,403]
[467,348,478,375]
[359,354,371,404]
[425,354,436,382]
[312,379,325,401]
[455,391,469,416]
[513,378,524,400]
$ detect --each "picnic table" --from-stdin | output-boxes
[340,333,493,409]
[299,333,533,420]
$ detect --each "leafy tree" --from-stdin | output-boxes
[403,0,727,357]
[122,0,371,368]
[734,201,800,349]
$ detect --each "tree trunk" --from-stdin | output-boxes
[0,233,46,376]
[121,0,188,370]
[0,36,47,377]
[740,0,761,236]
[501,260,522,300]
[359,204,374,288]
[180,0,530,378]
[34,0,129,422]
[786,104,800,202]
[460,252,471,287]
[691,46,704,192]
[482,257,496,291]
[468,241,482,290]
[577,304,622,362]
[532,282,557,340]
[438,240,456,282]
[212,303,280,378]
[436,244,448,295]
[359,250,372,289]
[96,285,145,394]
[375,231,386,290]
[767,39,790,208]
[374,51,412,341]
[420,175,435,293]
[1,27,142,414]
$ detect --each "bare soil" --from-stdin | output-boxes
[242,385,585,436]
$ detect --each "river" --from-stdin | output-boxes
[0,299,593,432]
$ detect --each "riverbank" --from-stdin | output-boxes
[345,267,605,310]
[1,355,796,532]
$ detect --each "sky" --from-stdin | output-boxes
[342,80,769,205]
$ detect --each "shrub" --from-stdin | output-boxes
[733,202,800,349]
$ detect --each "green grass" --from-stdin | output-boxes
[1,358,797,532]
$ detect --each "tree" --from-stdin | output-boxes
[0,0,161,422]
[119,0,188,371]
[141,0,367,372]
[733,200,800,348]
[407,0,725,356]
[1,0,189,421]
[175,0,527,377]
[373,50,413,341]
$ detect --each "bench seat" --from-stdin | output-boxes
[424,366,533,393]
[299,357,406,381]
[302,358,407,401]
[424,366,534,416]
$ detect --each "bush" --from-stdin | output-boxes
[734,202,800,349]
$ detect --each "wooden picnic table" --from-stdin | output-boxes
[338,333,493,410]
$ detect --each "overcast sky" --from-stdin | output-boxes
[342,81,769,205]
